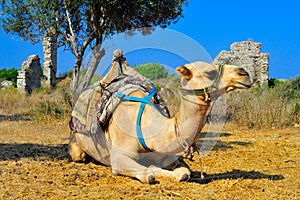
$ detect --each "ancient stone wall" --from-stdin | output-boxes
[43,35,57,87]
[213,40,269,85]
[17,55,41,93]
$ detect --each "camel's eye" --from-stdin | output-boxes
[237,68,249,76]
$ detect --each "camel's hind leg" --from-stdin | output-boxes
[68,132,89,163]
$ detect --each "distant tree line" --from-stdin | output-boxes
[267,77,300,99]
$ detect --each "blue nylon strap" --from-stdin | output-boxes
[116,88,157,151]
[136,102,149,151]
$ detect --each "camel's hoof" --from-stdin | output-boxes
[174,167,191,182]
[147,174,156,184]
[136,172,156,184]
[179,174,190,182]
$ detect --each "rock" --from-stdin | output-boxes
[0,80,12,88]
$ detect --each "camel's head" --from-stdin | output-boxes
[176,62,252,100]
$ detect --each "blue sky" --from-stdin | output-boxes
[0,0,299,79]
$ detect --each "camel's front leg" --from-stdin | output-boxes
[110,146,156,184]
[149,155,191,182]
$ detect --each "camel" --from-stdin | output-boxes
[69,53,252,184]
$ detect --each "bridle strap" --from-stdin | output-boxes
[178,64,224,101]
[210,64,224,90]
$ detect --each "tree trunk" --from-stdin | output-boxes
[77,47,105,94]
[70,46,105,104]
[70,55,83,104]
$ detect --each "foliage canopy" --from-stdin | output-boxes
[0,0,187,100]
[135,62,168,80]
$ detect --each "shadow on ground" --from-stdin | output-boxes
[0,114,32,122]
[199,132,232,138]
[194,131,252,152]
[190,169,284,184]
[0,143,69,161]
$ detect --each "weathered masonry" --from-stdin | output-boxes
[43,35,57,87]
[213,40,269,85]
[17,55,41,94]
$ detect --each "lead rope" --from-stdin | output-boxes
[175,121,205,179]
[186,143,205,179]
[196,148,205,179]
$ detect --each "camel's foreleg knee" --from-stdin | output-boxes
[151,155,191,182]
[110,148,156,184]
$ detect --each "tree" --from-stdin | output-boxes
[135,62,168,80]
[0,0,61,87]
[1,0,186,102]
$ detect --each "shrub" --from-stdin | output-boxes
[0,68,19,87]
[135,62,168,80]
[0,83,72,122]
[33,99,69,121]
[227,83,300,128]
[29,86,72,121]
[67,69,73,78]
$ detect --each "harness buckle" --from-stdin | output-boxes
[203,88,210,102]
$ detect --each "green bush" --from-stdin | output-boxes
[134,62,168,80]
[227,81,300,128]
[33,100,68,120]
[30,86,72,121]
[280,76,300,100]
[0,68,19,87]
[67,69,73,78]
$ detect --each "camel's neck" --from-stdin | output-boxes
[174,96,210,148]
[148,94,211,153]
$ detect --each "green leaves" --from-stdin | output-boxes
[0,0,186,95]
[135,62,168,80]
[1,0,186,46]
[0,68,19,87]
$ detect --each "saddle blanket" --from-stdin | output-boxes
[71,75,170,134]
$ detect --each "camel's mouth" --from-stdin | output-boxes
[236,81,252,89]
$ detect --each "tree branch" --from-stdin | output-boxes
[63,0,78,57]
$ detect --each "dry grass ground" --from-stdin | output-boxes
[0,117,299,199]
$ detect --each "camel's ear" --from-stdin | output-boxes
[176,66,192,80]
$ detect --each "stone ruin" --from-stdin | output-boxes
[17,55,41,94]
[213,40,269,85]
[43,35,57,87]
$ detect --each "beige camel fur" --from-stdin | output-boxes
[69,61,252,184]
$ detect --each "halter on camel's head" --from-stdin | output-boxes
[178,64,224,103]
[176,62,252,105]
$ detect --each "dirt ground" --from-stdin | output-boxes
[0,118,299,199]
